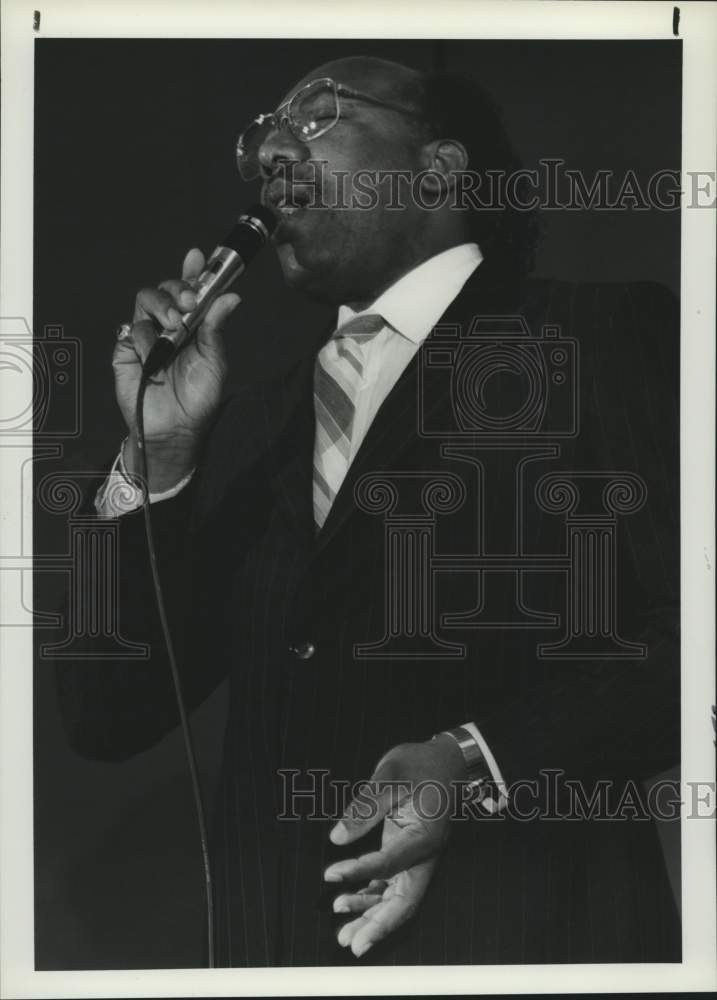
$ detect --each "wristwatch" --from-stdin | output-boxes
[435,724,493,795]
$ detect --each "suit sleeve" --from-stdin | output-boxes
[54,387,269,762]
[473,281,680,783]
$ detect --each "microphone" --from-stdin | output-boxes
[142,203,276,378]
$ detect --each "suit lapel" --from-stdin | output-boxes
[259,357,316,533]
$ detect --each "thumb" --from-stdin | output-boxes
[196,292,241,348]
[330,777,412,846]
[181,247,205,282]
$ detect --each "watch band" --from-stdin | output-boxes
[437,725,493,790]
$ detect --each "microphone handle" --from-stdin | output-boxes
[162,246,247,351]
[141,204,275,378]
[140,249,245,379]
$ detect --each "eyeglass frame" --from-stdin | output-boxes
[235,76,426,179]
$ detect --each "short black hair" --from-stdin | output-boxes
[414,70,542,278]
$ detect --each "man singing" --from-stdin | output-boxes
[57,56,680,966]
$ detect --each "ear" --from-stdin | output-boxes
[418,138,469,195]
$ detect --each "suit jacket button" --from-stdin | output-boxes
[290,641,315,660]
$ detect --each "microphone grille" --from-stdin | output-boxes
[241,203,277,240]
[225,204,277,260]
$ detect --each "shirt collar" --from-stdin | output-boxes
[336,242,483,346]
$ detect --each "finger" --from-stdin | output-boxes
[339,895,420,958]
[112,319,157,366]
[333,881,388,915]
[324,827,434,884]
[337,862,435,958]
[361,879,389,893]
[158,278,197,314]
[134,287,184,330]
[195,292,241,348]
[332,891,383,915]
[329,778,412,846]
[182,247,205,282]
[337,897,412,956]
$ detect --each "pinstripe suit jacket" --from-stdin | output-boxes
[57,263,681,965]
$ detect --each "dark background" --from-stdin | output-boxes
[33,38,681,969]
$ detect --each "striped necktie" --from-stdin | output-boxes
[313,312,385,529]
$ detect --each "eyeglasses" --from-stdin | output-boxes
[236,76,424,180]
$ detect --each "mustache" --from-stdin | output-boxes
[262,161,326,211]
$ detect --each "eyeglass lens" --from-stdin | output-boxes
[237,80,340,179]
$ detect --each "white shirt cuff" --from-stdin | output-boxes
[94,442,194,518]
[461,720,509,814]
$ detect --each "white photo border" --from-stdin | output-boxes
[1,0,715,996]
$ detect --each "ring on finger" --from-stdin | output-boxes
[115,322,132,342]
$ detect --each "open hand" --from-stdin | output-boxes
[324,736,468,958]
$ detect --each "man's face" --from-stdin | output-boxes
[256,59,430,306]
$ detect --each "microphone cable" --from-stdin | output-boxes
[135,363,216,968]
[129,204,275,968]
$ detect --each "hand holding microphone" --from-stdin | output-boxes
[114,205,275,492]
